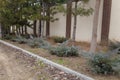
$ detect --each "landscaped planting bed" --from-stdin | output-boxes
[1,38,120,80]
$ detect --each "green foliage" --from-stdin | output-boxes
[111,58,120,75]
[89,54,114,75]
[52,36,67,43]
[12,36,27,44]
[54,58,65,65]
[109,41,120,50]
[77,7,93,16]
[49,45,79,57]
[0,0,41,30]
[27,38,43,48]
[89,53,120,75]
[3,34,15,40]
[22,34,30,39]
[27,38,51,49]
[37,60,45,68]
[39,40,51,49]
[60,0,93,17]
[27,40,39,48]
[49,47,57,55]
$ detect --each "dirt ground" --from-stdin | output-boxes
[0,43,82,80]
[0,45,51,80]
[0,48,35,80]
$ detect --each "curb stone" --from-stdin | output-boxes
[0,40,94,80]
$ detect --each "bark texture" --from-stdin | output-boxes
[66,0,72,39]
[90,0,101,53]
[101,0,112,45]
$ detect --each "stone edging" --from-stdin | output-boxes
[0,40,94,80]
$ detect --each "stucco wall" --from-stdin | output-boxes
[28,0,120,42]
[50,13,66,37]
[109,0,120,41]
[49,0,103,42]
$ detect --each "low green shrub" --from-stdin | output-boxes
[109,41,120,50]
[22,34,30,39]
[49,47,57,55]
[12,36,27,44]
[3,34,15,40]
[49,45,79,57]
[27,38,51,49]
[89,54,114,75]
[27,38,41,48]
[89,53,120,75]
[52,36,67,43]
[111,57,120,75]
[39,40,51,49]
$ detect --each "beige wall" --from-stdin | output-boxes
[109,0,120,41]
[50,0,103,42]
[29,0,120,42]
[50,13,66,37]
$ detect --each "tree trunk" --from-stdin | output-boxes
[0,23,2,38]
[18,27,21,35]
[6,26,10,35]
[90,0,101,53]
[25,26,27,34]
[1,25,5,37]
[16,28,19,36]
[39,20,42,37]
[33,20,37,37]
[101,0,112,45]
[7,26,10,35]
[12,26,15,34]
[72,1,78,41]
[41,2,45,38]
[21,26,24,35]
[46,6,50,37]
[66,0,72,39]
